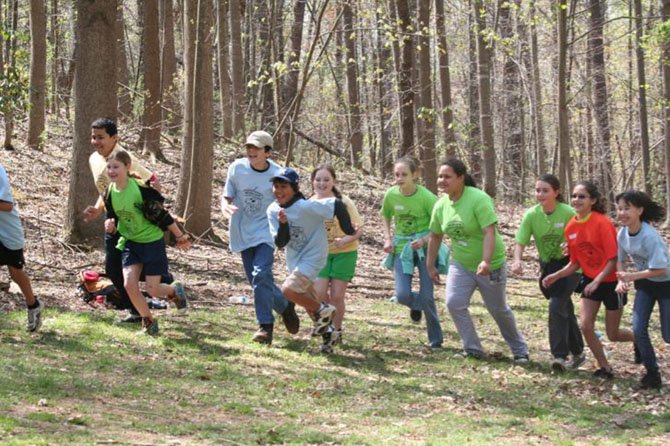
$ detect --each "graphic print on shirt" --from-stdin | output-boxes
[396,212,418,234]
[542,233,563,259]
[445,218,466,241]
[289,224,307,252]
[242,188,264,216]
[576,240,601,270]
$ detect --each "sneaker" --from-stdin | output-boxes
[320,327,339,354]
[568,353,587,369]
[639,369,662,390]
[312,303,336,336]
[141,317,159,336]
[26,299,44,332]
[514,354,530,364]
[454,350,486,360]
[634,343,643,365]
[332,329,342,346]
[593,367,614,380]
[281,302,300,334]
[551,357,567,372]
[252,325,273,345]
[410,309,422,323]
[170,281,188,310]
[117,310,142,324]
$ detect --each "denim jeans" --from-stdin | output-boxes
[632,287,670,371]
[393,253,443,347]
[445,262,528,357]
[240,243,288,325]
[105,232,173,313]
[547,273,584,359]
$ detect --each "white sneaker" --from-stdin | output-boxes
[312,304,336,336]
[568,353,587,369]
[26,299,44,332]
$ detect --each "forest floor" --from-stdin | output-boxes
[0,123,669,445]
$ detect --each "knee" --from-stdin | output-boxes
[580,319,595,335]
[446,297,466,313]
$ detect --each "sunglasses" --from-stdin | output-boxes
[571,194,590,199]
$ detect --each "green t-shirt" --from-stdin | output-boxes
[110,179,164,245]
[429,186,505,272]
[380,185,437,254]
[515,202,575,263]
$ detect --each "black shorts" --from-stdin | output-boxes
[122,238,169,276]
[0,241,25,269]
[580,276,627,310]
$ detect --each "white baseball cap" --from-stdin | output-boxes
[245,130,274,150]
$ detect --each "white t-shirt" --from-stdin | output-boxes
[0,164,25,250]
[223,158,282,252]
[618,221,670,282]
[267,197,336,280]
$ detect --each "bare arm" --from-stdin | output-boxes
[426,232,444,285]
[510,242,525,275]
[476,225,496,275]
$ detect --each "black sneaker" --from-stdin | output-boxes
[639,369,662,390]
[281,302,300,334]
[634,343,642,364]
[118,311,142,323]
[513,354,530,365]
[593,367,614,380]
[410,309,422,323]
[252,324,273,345]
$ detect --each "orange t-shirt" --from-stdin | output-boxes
[564,211,618,282]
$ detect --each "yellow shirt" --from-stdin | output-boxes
[88,144,154,195]
[311,194,363,254]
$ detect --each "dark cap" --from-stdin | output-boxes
[270,167,299,185]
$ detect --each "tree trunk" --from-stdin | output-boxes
[634,0,651,194]
[396,0,415,157]
[217,0,233,138]
[434,0,456,158]
[376,2,393,177]
[467,1,482,183]
[27,0,47,150]
[3,0,18,150]
[662,0,670,227]
[49,0,59,115]
[557,0,570,190]
[257,0,275,129]
[66,0,117,243]
[281,0,306,156]
[229,0,245,135]
[473,0,496,197]
[343,2,363,168]
[140,0,162,159]
[417,0,436,191]
[177,0,214,236]
[160,0,180,131]
[529,0,546,176]
[116,4,132,119]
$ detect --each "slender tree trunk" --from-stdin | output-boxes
[417,0,436,191]
[229,0,245,134]
[376,2,393,176]
[257,0,274,129]
[473,0,496,197]
[662,0,670,227]
[467,1,482,183]
[178,0,214,235]
[67,0,117,242]
[529,1,546,175]
[557,0,571,190]
[396,0,415,157]
[3,0,18,150]
[434,0,456,157]
[160,0,179,131]
[49,0,59,115]
[116,4,132,119]
[140,0,162,158]
[217,0,233,138]
[343,2,363,168]
[634,0,651,194]
[281,0,306,156]
[28,0,47,150]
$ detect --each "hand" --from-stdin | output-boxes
[615,280,629,294]
[175,235,192,252]
[104,218,116,234]
[427,264,441,285]
[510,260,523,276]
[410,238,425,251]
[615,271,632,283]
[383,239,393,254]
[278,209,288,224]
[583,280,600,297]
[83,205,102,223]
[560,242,569,257]
[222,203,239,219]
[334,237,346,249]
[542,273,557,289]
[476,260,491,276]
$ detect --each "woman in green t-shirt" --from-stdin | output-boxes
[427,158,528,362]
[511,174,585,372]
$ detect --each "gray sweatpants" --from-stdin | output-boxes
[445,261,528,357]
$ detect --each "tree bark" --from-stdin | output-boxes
[434,0,456,158]
[140,0,162,159]
[417,0,436,191]
[396,0,415,157]
[28,0,47,150]
[467,0,482,183]
[217,0,233,138]
[160,0,180,131]
[529,0,546,175]
[634,0,651,194]
[662,0,670,227]
[343,2,363,168]
[557,0,571,190]
[229,0,245,134]
[67,0,117,243]
[116,4,132,119]
[280,0,306,156]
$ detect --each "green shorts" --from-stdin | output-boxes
[317,251,358,282]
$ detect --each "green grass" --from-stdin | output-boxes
[1,289,668,445]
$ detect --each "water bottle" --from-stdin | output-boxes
[229,295,250,305]
[595,331,609,359]
[388,295,398,304]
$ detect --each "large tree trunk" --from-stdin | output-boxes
[229,0,245,135]
[281,0,306,156]
[343,2,363,168]
[177,0,214,236]
[473,0,496,197]
[634,0,651,194]
[434,0,456,158]
[217,0,233,138]
[467,0,482,183]
[140,0,163,159]
[160,0,179,131]
[66,0,117,243]
[396,0,415,157]
[417,0,436,191]
[557,0,571,190]
[27,0,47,150]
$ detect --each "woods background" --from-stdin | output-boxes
[5,0,670,240]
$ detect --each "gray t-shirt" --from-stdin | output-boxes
[268,197,335,280]
[617,221,670,282]
[0,164,25,250]
[222,158,282,252]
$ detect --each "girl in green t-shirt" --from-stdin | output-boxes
[381,157,443,349]
[511,174,585,372]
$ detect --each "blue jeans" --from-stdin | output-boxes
[632,287,670,371]
[393,254,443,347]
[240,243,288,325]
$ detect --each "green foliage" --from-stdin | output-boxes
[0,28,30,115]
